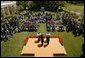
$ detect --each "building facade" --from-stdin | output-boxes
[1,1,16,17]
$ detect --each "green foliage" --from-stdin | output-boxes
[16,1,84,12]
[17,1,66,11]
[22,1,66,12]
[67,1,84,5]
[16,1,29,12]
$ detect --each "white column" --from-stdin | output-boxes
[7,6,10,15]
[2,8,6,17]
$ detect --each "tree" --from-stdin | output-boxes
[28,1,66,12]
[16,1,66,12]
[16,1,29,12]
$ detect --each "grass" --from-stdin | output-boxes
[52,31,84,57]
[1,23,84,57]
[64,3,84,15]
[64,3,84,21]
[38,23,47,33]
[1,32,27,57]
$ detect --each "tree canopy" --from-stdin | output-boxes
[16,1,84,12]
[16,1,66,12]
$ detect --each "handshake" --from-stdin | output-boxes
[35,32,51,47]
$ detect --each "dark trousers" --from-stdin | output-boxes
[46,37,50,44]
[37,36,44,45]
[38,36,40,42]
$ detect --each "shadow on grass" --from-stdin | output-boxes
[3,38,8,42]
[80,43,84,57]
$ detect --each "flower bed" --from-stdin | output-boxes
[24,36,29,45]
[58,36,63,46]
[28,35,57,38]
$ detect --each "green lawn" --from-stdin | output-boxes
[65,3,84,20]
[64,3,84,15]
[52,31,84,57]
[1,23,84,57]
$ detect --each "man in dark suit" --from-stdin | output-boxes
[40,34,44,46]
[35,32,41,43]
[46,33,51,45]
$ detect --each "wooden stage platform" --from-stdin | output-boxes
[21,38,67,57]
